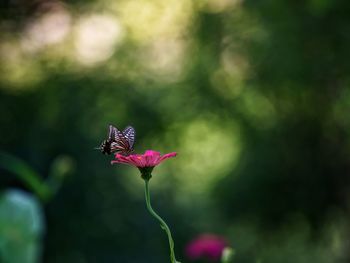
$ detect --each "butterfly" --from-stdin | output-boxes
[98,125,136,156]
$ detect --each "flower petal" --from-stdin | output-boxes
[144,150,160,157]
[127,155,143,167]
[111,150,177,170]
[158,152,177,162]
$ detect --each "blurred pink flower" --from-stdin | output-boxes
[186,234,228,262]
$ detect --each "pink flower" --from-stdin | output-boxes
[186,234,228,262]
[111,150,177,180]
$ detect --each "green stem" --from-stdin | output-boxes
[144,178,179,263]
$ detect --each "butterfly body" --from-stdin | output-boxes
[99,139,113,155]
[98,125,136,156]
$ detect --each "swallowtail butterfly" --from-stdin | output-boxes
[98,125,136,155]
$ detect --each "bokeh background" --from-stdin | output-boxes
[1,0,350,262]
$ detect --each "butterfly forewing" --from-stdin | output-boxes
[115,129,129,147]
[108,125,117,140]
[122,126,136,148]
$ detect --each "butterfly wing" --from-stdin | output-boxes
[112,127,132,154]
[122,126,136,148]
[110,141,128,153]
[102,124,135,155]
[96,125,116,155]
[108,125,118,141]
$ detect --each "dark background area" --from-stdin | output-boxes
[1,0,350,262]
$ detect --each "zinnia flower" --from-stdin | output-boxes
[111,149,180,262]
[186,234,228,262]
[111,150,177,180]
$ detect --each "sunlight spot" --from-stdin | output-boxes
[74,14,125,66]
[197,0,242,13]
[221,47,249,77]
[0,42,43,89]
[21,3,72,53]
[238,89,277,129]
[211,47,249,100]
[117,0,193,42]
[140,38,187,82]
[161,117,242,201]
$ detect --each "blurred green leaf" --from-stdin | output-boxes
[0,152,50,202]
[0,189,44,263]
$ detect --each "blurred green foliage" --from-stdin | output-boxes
[1,0,350,262]
[0,190,44,263]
